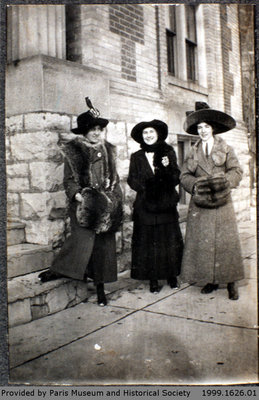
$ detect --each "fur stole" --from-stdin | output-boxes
[60,137,118,190]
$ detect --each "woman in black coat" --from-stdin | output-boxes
[127,119,183,293]
[39,100,123,306]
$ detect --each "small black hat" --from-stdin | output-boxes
[184,102,236,135]
[131,119,168,143]
[71,97,109,134]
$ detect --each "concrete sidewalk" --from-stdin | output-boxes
[8,220,257,385]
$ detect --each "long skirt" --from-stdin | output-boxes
[51,204,117,283]
[180,198,244,284]
[131,221,183,281]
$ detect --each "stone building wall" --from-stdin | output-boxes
[6,4,253,272]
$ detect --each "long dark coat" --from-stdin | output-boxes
[180,136,244,284]
[50,139,122,283]
[127,144,183,280]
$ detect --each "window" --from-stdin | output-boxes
[166,6,177,76]
[166,5,199,83]
[185,5,197,82]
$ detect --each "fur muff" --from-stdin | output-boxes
[143,143,180,213]
[144,176,179,213]
[76,187,123,233]
[193,175,231,208]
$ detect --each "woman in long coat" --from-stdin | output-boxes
[39,101,123,306]
[127,119,183,293]
[180,102,244,300]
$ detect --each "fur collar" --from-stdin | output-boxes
[60,139,118,190]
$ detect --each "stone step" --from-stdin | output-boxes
[7,220,26,246]
[7,243,55,278]
[8,270,88,328]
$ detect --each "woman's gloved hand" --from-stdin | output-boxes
[75,193,83,202]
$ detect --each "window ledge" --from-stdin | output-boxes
[167,75,208,95]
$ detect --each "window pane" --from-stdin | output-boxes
[186,40,196,81]
[169,5,176,33]
[185,5,196,43]
[167,30,176,75]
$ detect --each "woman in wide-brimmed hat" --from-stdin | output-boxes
[39,98,123,306]
[127,119,183,293]
[180,102,244,300]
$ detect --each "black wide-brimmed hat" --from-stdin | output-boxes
[71,97,109,134]
[131,119,168,143]
[184,102,236,135]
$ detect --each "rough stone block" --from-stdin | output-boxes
[116,230,123,254]
[7,177,30,193]
[7,222,25,246]
[20,192,50,220]
[20,191,67,221]
[10,132,60,162]
[5,136,12,163]
[180,221,186,240]
[117,250,131,273]
[8,299,31,327]
[24,113,71,132]
[106,121,127,145]
[30,162,64,191]
[6,115,24,135]
[7,243,54,278]
[7,271,90,327]
[30,294,49,320]
[7,193,20,220]
[31,303,49,321]
[25,219,65,245]
[124,184,135,204]
[127,137,139,157]
[48,191,68,219]
[75,282,88,303]
[122,221,133,251]
[7,163,29,178]
[123,204,132,222]
[46,283,76,314]
[117,158,130,180]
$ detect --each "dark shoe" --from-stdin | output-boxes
[38,269,62,283]
[168,277,180,289]
[97,283,107,306]
[227,282,239,300]
[201,283,219,294]
[150,280,161,293]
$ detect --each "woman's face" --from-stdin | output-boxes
[85,125,103,144]
[142,127,158,145]
[197,122,213,142]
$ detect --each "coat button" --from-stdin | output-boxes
[97,152,102,158]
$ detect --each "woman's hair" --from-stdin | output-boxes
[196,121,217,134]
